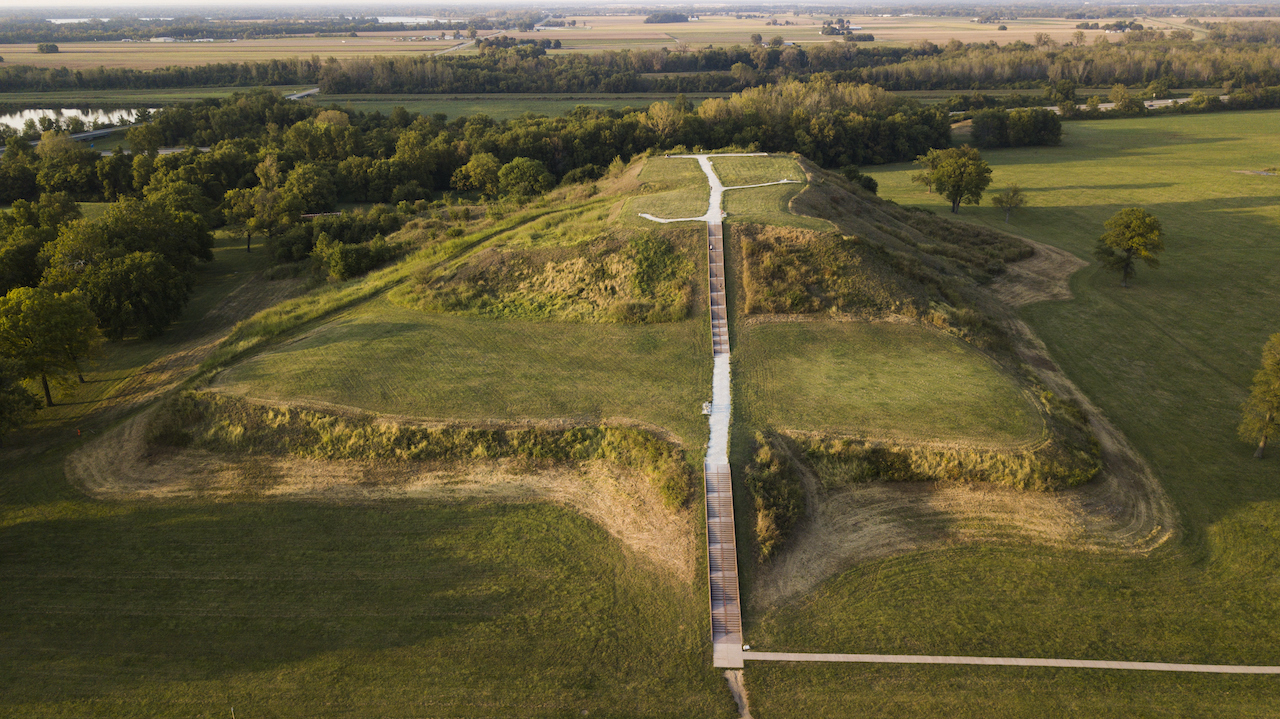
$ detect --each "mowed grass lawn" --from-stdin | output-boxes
[745,110,1280,716]
[215,298,712,449]
[0,459,733,718]
[736,321,1041,445]
[710,155,806,187]
[625,157,711,222]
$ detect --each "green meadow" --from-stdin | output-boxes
[214,297,713,449]
[735,321,1042,445]
[744,110,1280,715]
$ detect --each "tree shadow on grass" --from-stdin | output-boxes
[0,498,695,712]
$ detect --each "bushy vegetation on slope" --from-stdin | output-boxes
[151,390,696,509]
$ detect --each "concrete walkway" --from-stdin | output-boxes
[640,153,794,669]
[743,651,1280,674]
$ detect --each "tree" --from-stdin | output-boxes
[750,33,763,45]
[914,146,992,213]
[222,187,257,252]
[1109,84,1144,114]
[78,252,190,341]
[0,287,101,406]
[451,152,501,196]
[125,124,164,156]
[281,163,337,213]
[1093,207,1164,287]
[991,184,1026,222]
[642,101,683,137]
[498,157,554,197]
[0,357,40,445]
[1239,334,1280,459]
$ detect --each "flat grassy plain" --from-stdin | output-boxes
[538,14,1115,52]
[735,321,1041,445]
[313,93,721,121]
[744,110,1280,715]
[214,298,712,449]
[0,462,731,718]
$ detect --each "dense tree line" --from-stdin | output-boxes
[3,26,1280,95]
[970,108,1063,148]
[0,81,949,339]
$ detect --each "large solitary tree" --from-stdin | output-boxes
[913,146,992,213]
[1239,333,1280,459]
[1094,207,1164,287]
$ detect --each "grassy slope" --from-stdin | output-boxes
[0,218,733,716]
[736,321,1041,445]
[215,297,712,449]
[747,110,1280,716]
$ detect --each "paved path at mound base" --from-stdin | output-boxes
[743,651,1280,674]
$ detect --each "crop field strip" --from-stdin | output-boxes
[0,13,1191,72]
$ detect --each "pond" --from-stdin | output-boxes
[0,108,150,133]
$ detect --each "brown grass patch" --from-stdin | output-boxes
[67,405,700,580]
[989,237,1089,307]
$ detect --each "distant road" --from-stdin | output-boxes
[30,122,144,146]
[99,146,211,157]
[284,88,320,100]
[951,95,1232,117]
[433,31,503,56]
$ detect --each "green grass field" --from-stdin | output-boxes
[215,298,712,450]
[316,93,723,121]
[742,110,1280,715]
[0,459,732,718]
[626,157,712,222]
[711,156,806,187]
[0,222,733,716]
[736,321,1041,444]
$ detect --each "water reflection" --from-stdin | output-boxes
[0,108,150,133]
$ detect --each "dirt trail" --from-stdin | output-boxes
[989,238,1088,307]
[89,273,305,422]
[753,241,1176,607]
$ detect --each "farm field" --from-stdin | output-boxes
[742,110,1280,714]
[735,321,1042,445]
[0,32,458,70]
[535,14,1118,51]
[2,12,1245,74]
[0,87,310,109]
